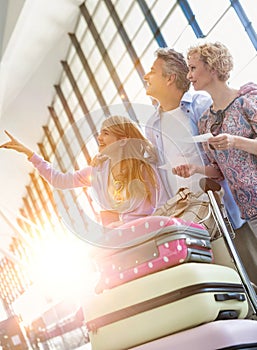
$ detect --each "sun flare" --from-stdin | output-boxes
[28,233,98,302]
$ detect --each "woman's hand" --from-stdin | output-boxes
[172,164,198,178]
[0,130,34,158]
[208,133,257,155]
[208,134,235,150]
[239,82,257,96]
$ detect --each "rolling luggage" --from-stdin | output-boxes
[95,219,213,293]
[85,263,248,350]
[131,319,257,350]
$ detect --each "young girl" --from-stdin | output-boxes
[0,115,159,227]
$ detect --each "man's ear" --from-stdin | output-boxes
[167,73,176,86]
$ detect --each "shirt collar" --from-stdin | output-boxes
[180,91,193,104]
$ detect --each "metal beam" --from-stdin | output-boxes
[178,0,205,38]
[230,0,257,51]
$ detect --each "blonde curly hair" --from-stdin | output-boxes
[187,42,233,81]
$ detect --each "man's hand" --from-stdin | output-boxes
[172,164,197,178]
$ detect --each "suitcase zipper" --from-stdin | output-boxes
[86,283,246,332]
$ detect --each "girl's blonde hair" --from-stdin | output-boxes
[187,42,233,81]
[96,115,158,202]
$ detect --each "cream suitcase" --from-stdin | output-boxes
[84,263,248,350]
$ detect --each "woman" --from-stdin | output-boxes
[172,42,257,285]
[0,115,159,227]
[173,42,257,229]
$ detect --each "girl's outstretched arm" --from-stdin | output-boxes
[0,130,34,159]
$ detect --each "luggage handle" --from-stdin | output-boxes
[200,177,257,315]
[186,237,212,249]
[215,293,246,302]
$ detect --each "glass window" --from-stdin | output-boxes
[200,9,255,88]
[133,23,153,57]
[113,0,132,21]
[123,72,144,101]
[62,75,73,98]
[93,1,109,33]
[90,99,102,113]
[84,0,99,16]
[102,79,117,104]
[75,15,87,42]
[187,0,229,35]
[81,30,95,59]
[160,6,189,47]
[82,85,98,110]
[101,18,117,48]
[108,35,127,66]
[69,54,84,81]
[132,87,150,105]
[94,61,110,89]
[115,53,134,81]
[77,71,90,97]
[232,56,257,88]
[151,0,177,27]
[123,2,144,40]
[67,91,80,115]
[87,47,102,72]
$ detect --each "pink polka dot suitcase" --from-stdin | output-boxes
[84,263,249,350]
[94,217,213,293]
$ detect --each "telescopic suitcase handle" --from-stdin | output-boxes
[199,177,257,315]
[199,177,221,193]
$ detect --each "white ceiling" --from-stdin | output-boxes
[0,0,84,257]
